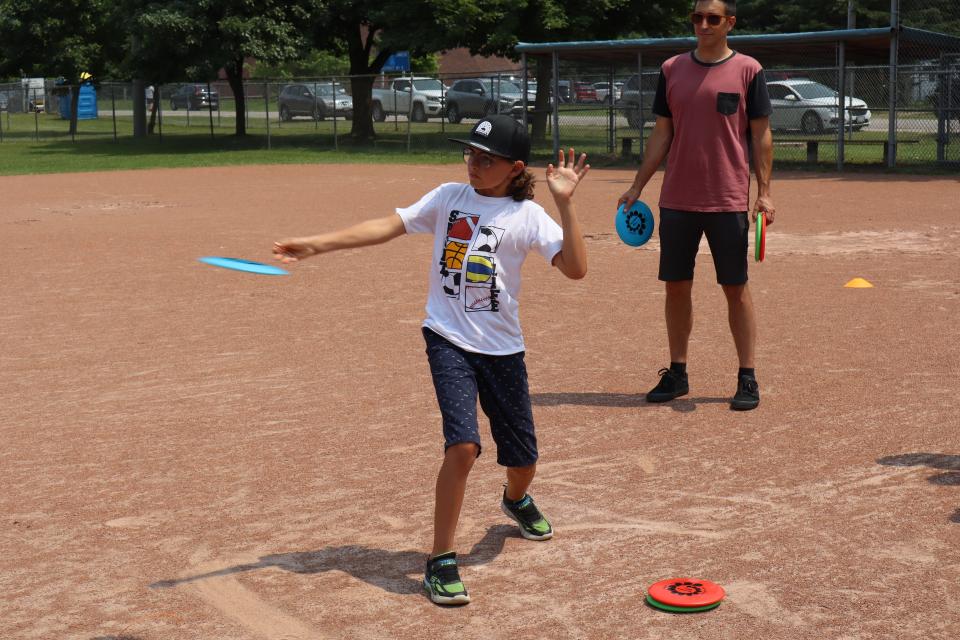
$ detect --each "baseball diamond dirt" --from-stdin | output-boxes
[1,163,958,639]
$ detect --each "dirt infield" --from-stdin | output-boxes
[1,163,958,640]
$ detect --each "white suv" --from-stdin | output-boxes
[767,79,871,134]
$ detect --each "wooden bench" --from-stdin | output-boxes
[774,137,920,164]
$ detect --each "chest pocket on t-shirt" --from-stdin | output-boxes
[716,92,740,116]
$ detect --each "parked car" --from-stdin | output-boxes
[557,80,572,103]
[499,75,539,104]
[593,81,623,103]
[767,79,871,133]
[574,82,597,102]
[444,78,528,123]
[169,84,219,110]
[616,74,659,128]
[371,77,446,122]
[278,83,353,121]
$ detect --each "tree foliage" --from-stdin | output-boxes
[0,0,123,132]
[455,0,690,139]
[736,0,960,34]
[1,0,957,142]
[306,0,486,139]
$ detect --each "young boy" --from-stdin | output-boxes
[273,115,589,605]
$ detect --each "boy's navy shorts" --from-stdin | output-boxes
[422,327,538,468]
[658,208,750,285]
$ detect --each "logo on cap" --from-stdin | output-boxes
[475,121,493,137]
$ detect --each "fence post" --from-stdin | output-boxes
[36,88,42,142]
[111,84,118,143]
[157,87,163,142]
[440,74,446,134]
[406,72,413,152]
[837,43,846,170]
[332,77,338,151]
[207,81,214,140]
[638,52,645,159]
[552,51,560,158]
[521,54,528,135]
[887,0,899,168]
[608,65,615,154]
[265,81,272,150]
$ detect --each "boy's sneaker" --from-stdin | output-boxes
[646,368,689,402]
[501,492,553,541]
[731,374,760,410]
[423,552,470,605]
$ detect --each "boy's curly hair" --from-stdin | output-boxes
[508,168,536,201]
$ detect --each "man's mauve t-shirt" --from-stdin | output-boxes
[652,51,772,212]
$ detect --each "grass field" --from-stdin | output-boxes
[0,109,956,176]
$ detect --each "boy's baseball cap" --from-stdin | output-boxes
[449,115,530,164]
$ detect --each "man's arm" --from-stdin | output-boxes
[749,116,775,224]
[618,116,674,208]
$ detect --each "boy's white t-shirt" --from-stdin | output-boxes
[397,183,564,355]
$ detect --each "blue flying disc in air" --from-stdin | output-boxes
[615,201,655,247]
[198,256,289,276]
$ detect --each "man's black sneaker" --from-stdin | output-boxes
[731,375,760,410]
[501,492,553,540]
[646,368,689,402]
[423,552,470,605]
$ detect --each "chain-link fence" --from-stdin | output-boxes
[1,65,957,168]
[2,66,955,168]
[1,29,957,169]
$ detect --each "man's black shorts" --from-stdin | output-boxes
[658,207,749,285]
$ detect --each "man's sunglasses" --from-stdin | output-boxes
[690,12,730,26]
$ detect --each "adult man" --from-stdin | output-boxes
[619,0,774,410]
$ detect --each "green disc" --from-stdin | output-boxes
[646,593,722,614]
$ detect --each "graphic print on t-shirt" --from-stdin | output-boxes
[439,211,501,312]
[472,225,504,252]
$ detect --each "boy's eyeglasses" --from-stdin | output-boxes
[690,12,729,26]
[462,147,499,169]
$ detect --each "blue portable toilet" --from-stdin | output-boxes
[59,83,98,120]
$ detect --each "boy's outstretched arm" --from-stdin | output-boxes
[273,214,407,262]
[547,148,590,280]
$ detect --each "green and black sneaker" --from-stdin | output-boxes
[501,491,554,541]
[423,552,470,605]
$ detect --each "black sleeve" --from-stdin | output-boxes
[651,70,671,118]
[747,69,773,119]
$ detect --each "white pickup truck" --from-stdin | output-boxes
[371,77,446,122]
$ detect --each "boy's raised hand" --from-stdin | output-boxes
[546,148,590,202]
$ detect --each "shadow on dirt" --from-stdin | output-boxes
[876,453,960,523]
[149,524,518,595]
[531,392,729,413]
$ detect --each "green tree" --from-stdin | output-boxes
[121,1,210,133]
[458,0,690,140]
[0,0,123,133]
[251,51,351,80]
[121,0,310,135]
[736,0,960,34]
[190,0,310,136]
[307,0,481,140]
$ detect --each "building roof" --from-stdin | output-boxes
[516,27,960,67]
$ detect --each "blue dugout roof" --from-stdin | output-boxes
[516,27,960,66]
